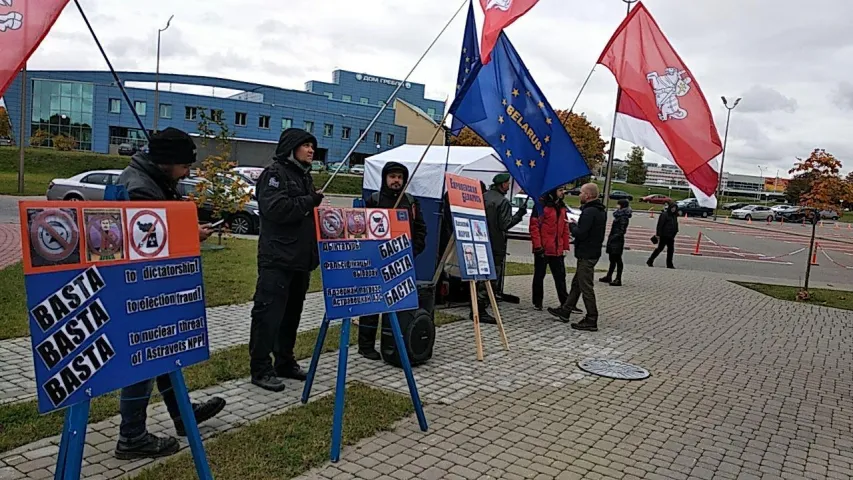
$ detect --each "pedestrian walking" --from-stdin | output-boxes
[647,200,679,269]
[600,199,632,286]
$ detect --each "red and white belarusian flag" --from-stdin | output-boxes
[479,0,539,65]
[597,2,723,208]
[0,0,70,96]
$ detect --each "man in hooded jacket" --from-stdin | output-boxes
[357,161,427,359]
[114,127,226,459]
[249,128,325,392]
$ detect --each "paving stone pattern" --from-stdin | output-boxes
[0,224,21,269]
[1,268,852,479]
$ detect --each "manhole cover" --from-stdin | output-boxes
[577,358,650,381]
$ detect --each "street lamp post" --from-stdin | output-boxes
[757,165,766,204]
[713,96,740,220]
[153,15,174,134]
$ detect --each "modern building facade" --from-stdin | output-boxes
[3,69,447,166]
[644,163,786,199]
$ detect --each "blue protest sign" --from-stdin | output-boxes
[19,201,210,414]
[315,207,419,320]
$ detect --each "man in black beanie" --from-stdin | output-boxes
[114,127,226,459]
[249,128,324,392]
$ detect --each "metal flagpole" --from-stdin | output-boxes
[321,0,470,193]
[713,96,740,220]
[17,65,27,194]
[601,0,638,211]
[392,110,452,208]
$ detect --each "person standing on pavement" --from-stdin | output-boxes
[479,173,526,323]
[647,200,679,269]
[249,128,324,392]
[115,127,226,459]
[358,162,427,360]
[529,186,570,311]
[600,199,632,286]
[547,183,606,331]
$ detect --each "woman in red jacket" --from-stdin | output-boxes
[530,186,570,310]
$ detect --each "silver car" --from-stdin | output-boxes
[731,204,775,221]
[46,169,124,201]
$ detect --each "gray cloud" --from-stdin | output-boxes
[832,82,853,110]
[736,86,798,114]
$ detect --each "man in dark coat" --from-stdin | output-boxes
[358,161,427,360]
[547,183,606,331]
[479,173,526,322]
[249,128,325,392]
[115,127,226,459]
[647,200,679,268]
[600,199,632,286]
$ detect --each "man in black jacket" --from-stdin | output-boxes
[114,128,226,459]
[249,128,324,392]
[647,200,679,268]
[358,162,427,359]
[547,183,606,331]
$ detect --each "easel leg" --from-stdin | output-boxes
[302,314,331,404]
[169,370,214,480]
[431,237,456,285]
[469,281,484,361]
[485,281,510,351]
[387,312,428,431]
[54,401,90,480]
[330,317,351,463]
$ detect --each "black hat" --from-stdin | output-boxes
[148,127,197,165]
[275,128,317,160]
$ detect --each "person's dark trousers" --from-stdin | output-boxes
[648,236,676,268]
[532,255,568,308]
[358,314,380,350]
[562,258,599,321]
[249,268,311,378]
[606,252,624,281]
[119,375,180,443]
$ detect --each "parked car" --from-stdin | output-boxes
[231,166,264,184]
[721,202,748,210]
[117,143,137,156]
[731,205,774,221]
[327,162,349,174]
[311,160,325,172]
[641,194,672,204]
[0,138,12,146]
[508,194,581,239]
[46,169,124,201]
[776,207,819,224]
[188,172,256,199]
[675,198,714,218]
[820,209,841,220]
[607,190,634,201]
[349,164,365,175]
[177,178,260,235]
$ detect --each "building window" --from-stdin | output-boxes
[259,115,270,129]
[427,107,436,118]
[342,95,351,102]
[304,120,314,133]
[211,109,223,122]
[235,112,247,126]
[359,129,365,142]
[360,97,369,104]
[342,127,351,140]
[30,79,94,151]
[281,117,292,130]
[324,123,334,137]
[387,133,395,146]
[159,104,172,119]
[185,106,197,120]
[324,92,333,99]
[374,131,382,145]
[109,99,121,114]
[134,101,146,116]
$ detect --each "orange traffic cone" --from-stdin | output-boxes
[691,232,703,256]
[810,243,820,266]
[649,208,654,218]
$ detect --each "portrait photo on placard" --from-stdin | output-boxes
[471,219,489,243]
[462,243,478,276]
[27,208,81,267]
[84,208,125,262]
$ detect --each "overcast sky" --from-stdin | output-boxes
[19,0,853,177]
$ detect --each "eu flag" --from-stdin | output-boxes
[449,32,591,202]
[450,0,480,136]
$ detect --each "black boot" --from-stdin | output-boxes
[609,279,622,286]
[470,306,496,324]
[358,347,381,360]
[598,276,612,283]
[173,397,227,436]
[276,361,308,381]
[115,433,180,460]
[547,306,573,323]
[571,317,598,332]
[251,372,285,392]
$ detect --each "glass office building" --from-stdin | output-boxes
[30,79,94,151]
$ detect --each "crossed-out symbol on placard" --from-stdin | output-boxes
[29,209,79,262]
[129,210,167,258]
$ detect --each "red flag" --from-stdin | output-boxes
[598,2,722,206]
[0,0,70,96]
[479,0,539,65]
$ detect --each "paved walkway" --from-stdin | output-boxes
[0,224,21,269]
[0,268,851,479]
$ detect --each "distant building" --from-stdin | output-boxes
[643,163,786,199]
[3,69,447,166]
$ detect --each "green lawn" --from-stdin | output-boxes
[0,309,465,453]
[133,383,413,480]
[734,282,853,311]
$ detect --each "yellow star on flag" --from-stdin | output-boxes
[515,159,522,167]
[465,68,469,73]
[537,101,545,108]
[463,47,467,53]
[498,115,504,124]
[502,99,507,106]
[529,160,536,168]
[544,135,550,143]
[500,134,506,142]
[466,56,470,63]
[546,117,552,125]
[512,88,519,97]
[505,149,512,157]
[527,91,532,97]
[540,150,546,158]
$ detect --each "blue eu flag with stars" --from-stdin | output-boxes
[450,0,480,136]
[449,32,591,203]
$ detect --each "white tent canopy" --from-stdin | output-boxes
[364,145,514,199]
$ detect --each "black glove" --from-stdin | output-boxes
[311,191,325,206]
[517,204,528,215]
[533,247,545,257]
